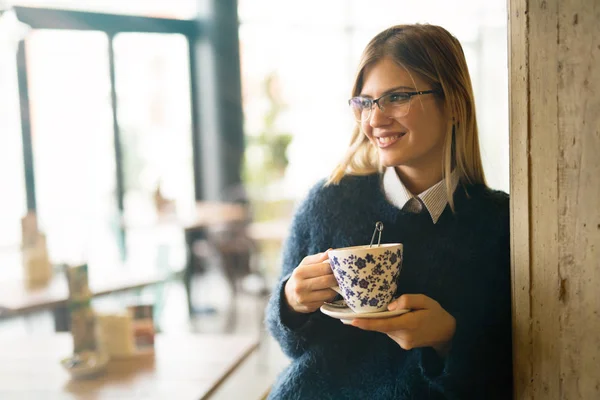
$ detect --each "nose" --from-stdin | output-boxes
[368,104,391,128]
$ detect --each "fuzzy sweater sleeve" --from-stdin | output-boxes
[264,184,328,359]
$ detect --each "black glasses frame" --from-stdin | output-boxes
[348,89,440,121]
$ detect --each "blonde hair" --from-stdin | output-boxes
[327,24,486,209]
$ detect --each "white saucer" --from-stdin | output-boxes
[320,303,410,323]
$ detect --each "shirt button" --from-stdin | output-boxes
[403,197,423,213]
[414,199,424,212]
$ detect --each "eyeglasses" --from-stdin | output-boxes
[348,90,439,123]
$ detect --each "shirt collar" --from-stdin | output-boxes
[383,167,459,224]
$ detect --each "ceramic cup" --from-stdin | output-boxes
[328,243,403,313]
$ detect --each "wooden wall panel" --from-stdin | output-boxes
[556,1,600,398]
[508,0,533,397]
[509,0,600,398]
[528,0,560,397]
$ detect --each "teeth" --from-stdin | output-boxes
[378,135,399,145]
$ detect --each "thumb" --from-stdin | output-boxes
[303,249,333,265]
[321,248,333,260]
[387,299,398,311]
[388,294,430,311]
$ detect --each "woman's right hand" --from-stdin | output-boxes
[284,250,339,314]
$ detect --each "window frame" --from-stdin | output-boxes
[14,6,205,257]
[12,6,205,253]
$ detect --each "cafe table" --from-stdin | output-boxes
[0,250,174,331]
[0,333,258,399]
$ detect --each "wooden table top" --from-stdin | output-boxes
[0,251,171,315]
[0,270,169,315]
[0,333,258,399]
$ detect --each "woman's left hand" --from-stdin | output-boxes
[350,294,456,356]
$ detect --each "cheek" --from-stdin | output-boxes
[361,123,375,141]
[403,104,428,132]
[404,110,445,145]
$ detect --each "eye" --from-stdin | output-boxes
[387,93,411,103]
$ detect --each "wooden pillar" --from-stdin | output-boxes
[509,0,600,398]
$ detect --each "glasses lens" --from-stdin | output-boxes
[380,93,411,118]
[349,97,371,122]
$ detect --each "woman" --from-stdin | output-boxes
[265,24,512,399]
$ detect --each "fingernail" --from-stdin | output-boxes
[388,302,397,311]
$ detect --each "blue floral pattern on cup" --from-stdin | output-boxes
[329,244,403,313]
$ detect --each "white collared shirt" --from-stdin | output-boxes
[382,167,459,224]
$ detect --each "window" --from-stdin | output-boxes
[238,0,509,202]
[113,33,194,226]
[7,6,199,267]
[26,30,119,262]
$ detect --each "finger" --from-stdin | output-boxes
[351,312,416,333]
[301,274,339,291]
[351,318,397,333]
[299,300,332,313]
[387,332,418,351]
[389,294,434,311]
[301,250,331,266]
[296,288,338,304]
[296,261,335,279]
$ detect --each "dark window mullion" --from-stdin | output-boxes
[14,7,198,36]
[17,40,37,212]
[188,39,203,201]
[107,32,126,259]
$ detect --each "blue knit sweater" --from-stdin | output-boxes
[265,173,512,400]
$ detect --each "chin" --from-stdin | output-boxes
[379,153,409,168]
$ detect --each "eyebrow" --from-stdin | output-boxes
[359,85,416,98]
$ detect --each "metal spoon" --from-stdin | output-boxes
[369,221,384,248]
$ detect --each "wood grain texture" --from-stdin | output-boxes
[556,0,600,398]
[529,0,560,398]
[0,265,169,315]
[508,0,533,398]
[510,0,600,398]
[0,334,258,400]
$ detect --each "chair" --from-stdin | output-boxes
[205,220,256,294]
[184,191,260,316]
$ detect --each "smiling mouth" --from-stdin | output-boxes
[376,133,406,148]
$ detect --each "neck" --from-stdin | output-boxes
[394,164,443,195]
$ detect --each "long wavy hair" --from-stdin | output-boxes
[327,24,486,209]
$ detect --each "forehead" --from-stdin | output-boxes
[361,57,428,96]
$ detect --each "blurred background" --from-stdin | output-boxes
[0,0,508,398]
